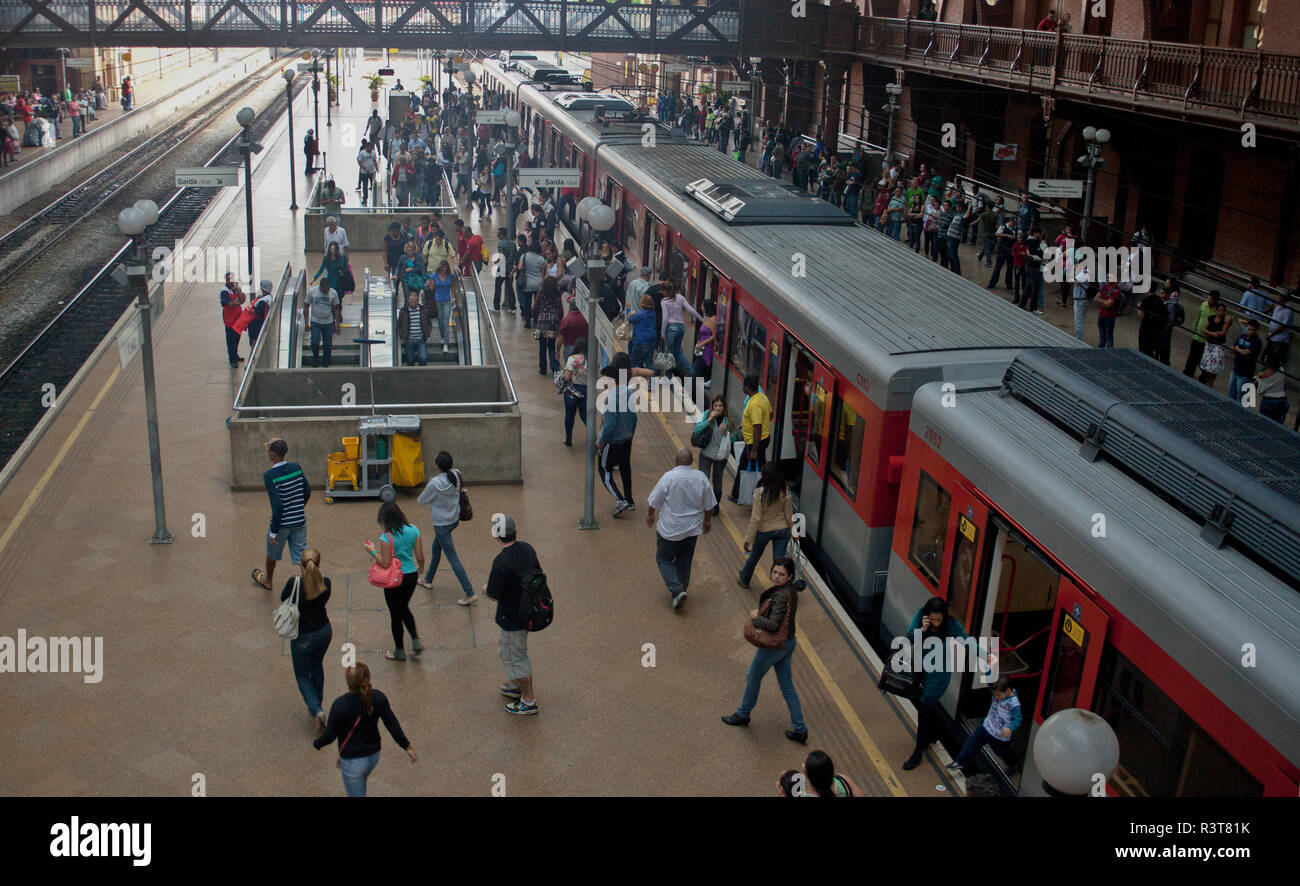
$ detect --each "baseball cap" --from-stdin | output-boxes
[260,279,273,293]
[492,513,516,540]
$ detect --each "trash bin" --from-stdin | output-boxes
[390,432,425,487]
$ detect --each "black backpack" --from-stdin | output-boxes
[518,565,553,632]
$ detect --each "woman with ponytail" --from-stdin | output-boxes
[283,548,333,730]
[314,663,417,797]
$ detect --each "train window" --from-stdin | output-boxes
[728,305,766,382]
[828,400,865,500]
[907,472,951,587]
[1041,609,1089,719]
[1093,649,1262,797]
[807,383,829,466]
[945,513,979,624]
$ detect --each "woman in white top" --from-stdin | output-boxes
[660,282,703,372]
[561,337,589,447]
[542,241,563,279]
[922,195,943,262]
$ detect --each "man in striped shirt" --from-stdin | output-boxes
[253,437,311,590]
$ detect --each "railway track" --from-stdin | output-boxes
[0,66,308,472]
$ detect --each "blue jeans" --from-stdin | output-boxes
[424,521,473,597]
[1260,397,1289,422]
[1097,316,1115,348]
[340,751,381,797]
[655,532,698,598]
[735,637,805,733]
[886,218,902,240]
[953,727,1018,770]
[629,341,653,370]
[564,389,587,442]
[309,322,334,367]
[1073,292,1089,340]
[946,235,962,274]
[739,528,791,585]
[1228,371,1249,405]
[290,622,332,716]
[664,322,686,370]
[436,299,452,344]
[403,338,428,366]
[267,524,308,563]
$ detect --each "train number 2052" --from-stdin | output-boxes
[924,426,942,449]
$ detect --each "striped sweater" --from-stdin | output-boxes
[265,461,311,533]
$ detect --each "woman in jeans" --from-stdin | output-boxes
[532,276,564,375]
[427,260,457,353]
[283,548,333,731]
[660,282,702,373]
[693,395,732,517]
[416,451,476,605]
[738,462,795,588]
[561,337,589,447]
[627,293,658,370]
[886,185,906,240]
[1257,354,1289,422]
[365,502,425,662]
[721,557,807,744]
[691,301,718,382]
[905,194,924,252]
[314,663,417,797]
[922,195,942,261]
[1096,282,1119,348]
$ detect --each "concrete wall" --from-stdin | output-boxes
[305,210,463,255]
[0,48,268,217]
[241,365,504,409]
[229,410,522,490]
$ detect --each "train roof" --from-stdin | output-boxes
[910,378,1300,766]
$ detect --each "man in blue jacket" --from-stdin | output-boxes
[597,357,639,517]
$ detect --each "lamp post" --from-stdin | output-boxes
[325,50,332,128]
[116,200,173,545]
[883,82,903,169]
[310,51,321,140]
[1032,708,1120,797]
[236,106,256,285]
[1078,126,1110,244]
[502,107,521,240]
[283,70,298,210]
[579,200,616,530]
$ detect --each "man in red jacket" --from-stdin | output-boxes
[464,228,485,275]
[220,273,246,368]
[1037,9,1058,30]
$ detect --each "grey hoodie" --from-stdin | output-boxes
[416,470,461,526]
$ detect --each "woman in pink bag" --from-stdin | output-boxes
[364,502,425,661]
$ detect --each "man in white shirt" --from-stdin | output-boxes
[625,266,652,315]
[646,448,716,612]
[1071,251,1092,341]
[323,216,350,260]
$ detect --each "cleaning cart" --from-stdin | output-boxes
[323,414,422,503]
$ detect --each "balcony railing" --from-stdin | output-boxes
[858,16,1300,131]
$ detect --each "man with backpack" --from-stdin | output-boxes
[484,514,546,715]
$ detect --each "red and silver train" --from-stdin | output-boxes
[478,58,1300,796]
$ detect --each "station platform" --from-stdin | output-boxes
[0,55,972,797]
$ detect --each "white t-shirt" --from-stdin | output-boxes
[647,465,717,541]
[323,225,349,253]
[305,287,339,325]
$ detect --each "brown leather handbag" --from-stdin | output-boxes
[743,586,795,650]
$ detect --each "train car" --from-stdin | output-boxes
[887,347,1300,795]
[480,56,1082,625]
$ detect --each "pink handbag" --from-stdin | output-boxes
[367,535,404,588]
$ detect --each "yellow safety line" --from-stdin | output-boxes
[653,407,907,796]
[0,366,121,561]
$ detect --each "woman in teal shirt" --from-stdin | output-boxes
[902,596,971,771]
[313,242,349,299]
[364,502,425,662]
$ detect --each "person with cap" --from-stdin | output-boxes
[625,265,652,316]
[253,437,311,591]
[247,279,274,347]
[220,272,246,368]
[483,514,543,715]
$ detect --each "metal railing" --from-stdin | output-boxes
[859,16,1300,132]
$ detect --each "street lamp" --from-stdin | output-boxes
[236,106,257,285]
[283,70,298,210]
[1032,708,1120,797]
[310,51,321,140]
[502,108,522,239]
[1078,126,1110,243]
[580,201,616,531]
[883,82,903,169]
[325,50,332,128]
[116,199,173,545]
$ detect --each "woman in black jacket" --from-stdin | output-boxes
[283,548,333,731]
[721,557,808,743]
[314,663,417,797]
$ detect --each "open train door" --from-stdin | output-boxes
[778,340,834,547]
[1036,580,1109,725]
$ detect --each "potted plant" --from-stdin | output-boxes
[327,73,339,105]
[418,74,433,91]
[364,73,384,102]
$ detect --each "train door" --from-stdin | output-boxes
[775,339,834,520]
[650,216,669,276]
[962,515,1062,777]
[1037,579,1109,723]
[711,279,733,398]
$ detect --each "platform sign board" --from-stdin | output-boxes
[719,80,750,93]
[64,58,94,69]
[1029,178,1084,199]
[175,166,240,187]
[475,109,507,125]
[662,63,691,74]
[516,168,581,188]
